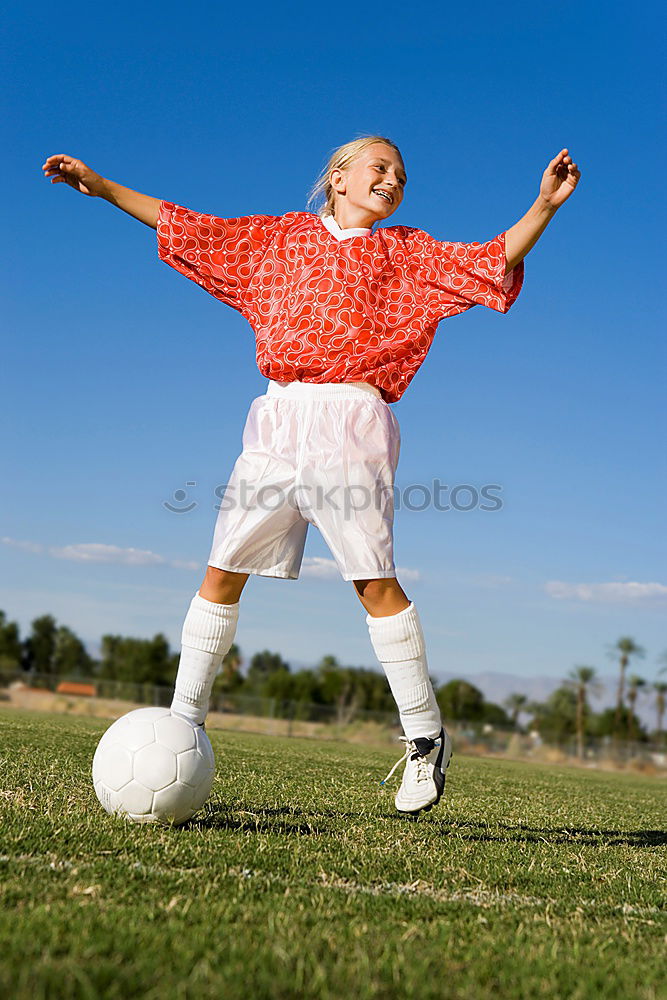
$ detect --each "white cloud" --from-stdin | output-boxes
[301,557,340,579]
[170,558,201,571]
[1,536,44,554]
[396,566,421,582]
[301,556,420,581]
[545,580,667,605]
[50,543,166,566]
[2,536,199,572]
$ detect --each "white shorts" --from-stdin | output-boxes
[208,380,401,581]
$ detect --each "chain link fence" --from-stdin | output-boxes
[2,670,665,772]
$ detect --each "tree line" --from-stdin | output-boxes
[1,610,665,744]
[488,637,667,751]
[0,609,512,725]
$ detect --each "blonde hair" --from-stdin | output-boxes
[306,135,404,218]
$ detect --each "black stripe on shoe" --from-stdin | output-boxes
[433,732,446,799]
[411,736,437,759]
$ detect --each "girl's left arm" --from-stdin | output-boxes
[504,149,581,274]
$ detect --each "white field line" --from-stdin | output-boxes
[314,875,550,909]
[1,854,663,921]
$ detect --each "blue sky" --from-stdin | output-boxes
[3,1,666,701]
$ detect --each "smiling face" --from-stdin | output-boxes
[329,142,407,229]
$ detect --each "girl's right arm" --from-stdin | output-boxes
[42,154,161,229]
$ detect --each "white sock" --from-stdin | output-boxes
[170,591,240,725]
[366,601,442,741]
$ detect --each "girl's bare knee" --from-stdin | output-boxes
[353,577,404,599]
[352,577,409,616]
[200,566,249,603]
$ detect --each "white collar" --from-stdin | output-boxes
[320,212,373,241]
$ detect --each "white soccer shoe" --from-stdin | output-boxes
[381,728,452,816]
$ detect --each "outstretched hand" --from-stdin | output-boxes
[539,149,581,209]
[42,154,104,197]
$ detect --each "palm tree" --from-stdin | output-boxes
[222,641,242,673]
[213,642,244,695]
[626,674,646,743]
[503,692,528,730]
[566,666,600,760]
[607,637,645,735]
[653,682,667,745]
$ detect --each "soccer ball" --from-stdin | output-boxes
[92,707,215,825]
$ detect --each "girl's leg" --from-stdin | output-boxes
[199,566,249,603]
[171,567,249,724]
[354,577,441,740]
[353,577,410,617]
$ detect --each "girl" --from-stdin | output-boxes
[42,137,580,816]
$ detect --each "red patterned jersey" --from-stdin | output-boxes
[157,202,524,403]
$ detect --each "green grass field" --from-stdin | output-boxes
[1,709,665,1000]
